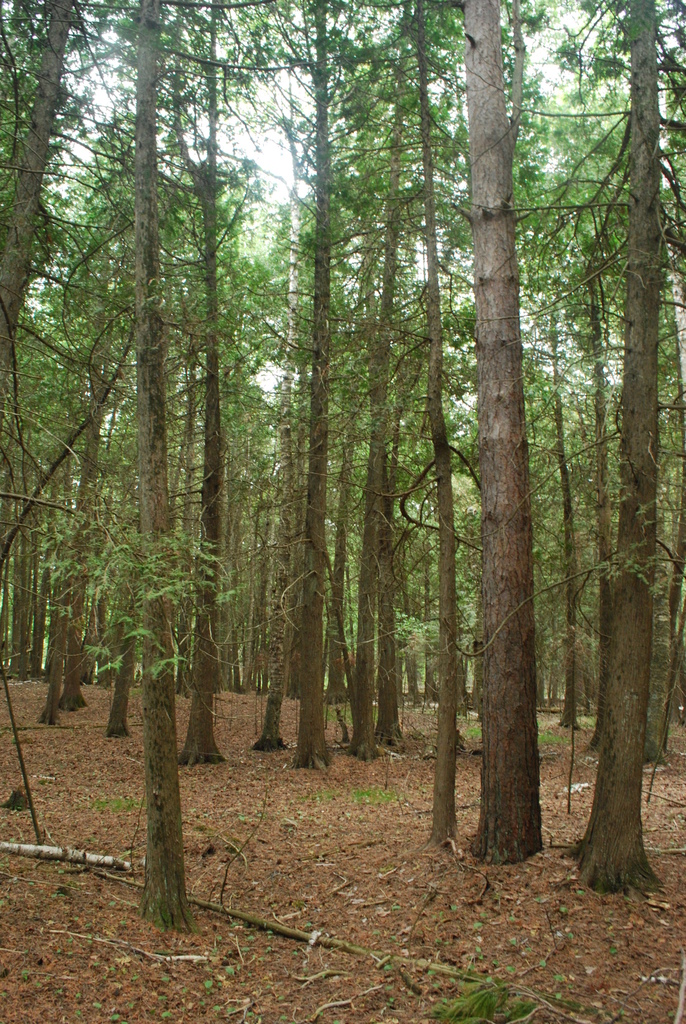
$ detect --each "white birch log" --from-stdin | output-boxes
[0,841,131,871]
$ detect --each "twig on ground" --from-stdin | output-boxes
[675,949,686,1024]
[48,929,207,963]
[294,969,348,986]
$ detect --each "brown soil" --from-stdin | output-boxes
[0,682,684,1023]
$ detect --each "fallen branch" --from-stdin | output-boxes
[97,870,602,1021]
[49,929,206,963]
[0,841,131,872]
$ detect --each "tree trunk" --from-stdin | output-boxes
[39,585,68,726]
[589,285,612,749]
[254,185,299,750]
[552,332,579,729]
[376,412,402,742]
[0,0,74,421]
[464,0,542,863]
[417,0,462,845]
[59,382,105,711]
[294,0,330,770]
[106,627,136,739]
[178,11,224,766]
[578,0,661,892]
[31,565,50,679]
[327,449,351,707]
[659,271,686,738]
[135,0,194,930]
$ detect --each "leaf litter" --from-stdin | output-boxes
[0,682,684,1023]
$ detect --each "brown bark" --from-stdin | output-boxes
[464,0,541,862]
[294,0,330,770]
[417,0,462,844]
[0,0,74,421]
[589,285,612,750]
[135,0,194,930]
[106,625,136,739]
[578,0,661,892]
[178,12,224,766]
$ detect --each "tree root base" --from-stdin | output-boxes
[252,735,287,752]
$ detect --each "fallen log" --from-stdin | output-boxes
[0,841,131,871]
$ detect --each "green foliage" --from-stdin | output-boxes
[433,978,536,1023]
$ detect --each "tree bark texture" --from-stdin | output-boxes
[179,13,224,765]
[417,0,461,844]
[0,0,74,422]
[135,0,194,930]
[294,0,330,769]
[106,624,136,738]
[578,0,661,892]
[464,0,542,862]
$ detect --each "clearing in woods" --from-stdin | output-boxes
[0,682,685,1023]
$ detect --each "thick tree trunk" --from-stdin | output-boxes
[294,0,330,770]
[589,286,612,750]
[417,0,462,845]
[179,12,224,766]
[464,0,541,863]
[578,0,661,892]
[552,333,579,729]
[0,0,74,420]
[135,0,194,930]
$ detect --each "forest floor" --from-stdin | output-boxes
[0,683,685,1024]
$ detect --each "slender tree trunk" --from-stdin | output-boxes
[59,386,104,711]
[179,11,224,765]
[0,0,74,421]
[254,189,299,749]
[552,332,579,729]
[376,412,402,742]
[327,450,351,706]
[659,271,686,738]
[294,0,330,769]
[578,0,661,892]
[416,0,461,844]
[31,565,49,678]
[135,0,194,930]
[39,585,68,726]
[589,285,612,749]
[464,0,542,863]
